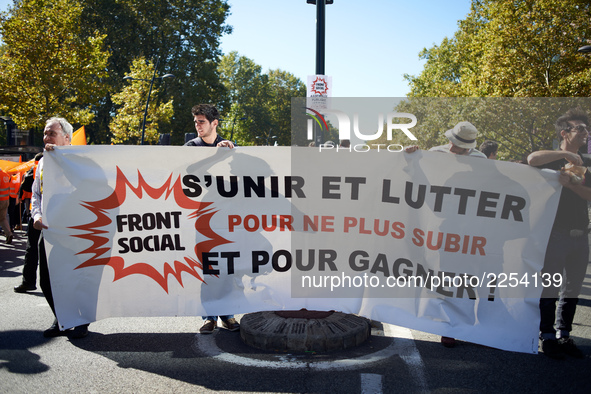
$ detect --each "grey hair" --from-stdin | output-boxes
[46,117,73,141]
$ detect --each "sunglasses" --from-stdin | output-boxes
[566,124,589,134]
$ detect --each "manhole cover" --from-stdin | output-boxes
[240,310,370,352]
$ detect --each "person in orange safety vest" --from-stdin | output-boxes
[8,172,21,230]
[0,168,13,244]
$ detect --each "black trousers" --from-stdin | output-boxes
[38,234,56,317]
[21,217,41,285]
[39,234,89,330]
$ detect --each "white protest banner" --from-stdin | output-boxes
[42,145,561,353]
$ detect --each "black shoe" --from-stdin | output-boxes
[43,320,70,338]
[441,336,456,348]
[199,319,217,334]
[14,283,37,293]
[221,317,240,332]
[69,324,89,339]
[558,338,584,359]
[541,339,565,360]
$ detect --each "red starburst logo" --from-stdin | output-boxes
[311,76,329,95]
[69,167,232,293]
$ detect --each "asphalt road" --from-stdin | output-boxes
[1,227,591,393]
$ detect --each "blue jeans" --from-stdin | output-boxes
[539,229,588,340]
[202,315,234,321]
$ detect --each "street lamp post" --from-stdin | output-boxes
[307,1,333,146]
[259,120,277,146]
[307,0,333,75]
[255,134,277,146]
[123,57,174,145]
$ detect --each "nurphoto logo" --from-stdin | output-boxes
[305,107,418,152]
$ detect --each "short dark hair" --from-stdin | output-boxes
[191,104,219,123]
[479,140,498,158]
[555,107,589,141]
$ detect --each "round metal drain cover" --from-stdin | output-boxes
[240,310,370,352]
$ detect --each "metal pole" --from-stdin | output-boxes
[140,56,160,145]
[315,0,326,75]
[314,1,326,145]
[230,113,237,142]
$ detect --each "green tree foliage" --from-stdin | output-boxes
[110,58,174,145]
[266,70,307,146]
[218,51,306,146]
[378,97,591,161]
[406,0,591,97]
[79,0,231,144]
[399,0,591,159]
[218,51,268,145]
[0,0,109,129]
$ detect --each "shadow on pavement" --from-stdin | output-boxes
[0,330,50,374]
[67,329,591,393]
[0,231,26,278]
[66,330,401,392]
[68,331,310,392]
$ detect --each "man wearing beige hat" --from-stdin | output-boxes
[433,121,486,347]
[429,121,487,158]
[404,120,486,348]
